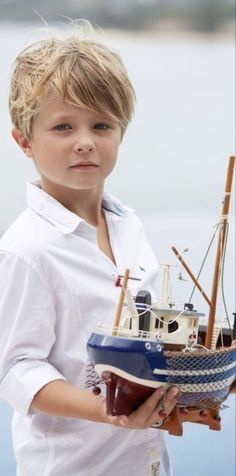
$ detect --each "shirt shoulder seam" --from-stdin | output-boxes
[0,249,53,300]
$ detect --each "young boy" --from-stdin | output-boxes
[0,21,178,476]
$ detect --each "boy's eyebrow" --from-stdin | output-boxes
[47,112,118,124]
[47,114,78,123]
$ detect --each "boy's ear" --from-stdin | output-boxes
[12,128,34,158]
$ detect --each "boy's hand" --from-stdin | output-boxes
[107,386,179,429]
[30,380,179,428]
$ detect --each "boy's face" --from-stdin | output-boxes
[13,95,122,201]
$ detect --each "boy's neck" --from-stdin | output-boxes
[41,180,104,227]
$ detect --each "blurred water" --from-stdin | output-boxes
[166,394,236,476]
[0,23,235,476]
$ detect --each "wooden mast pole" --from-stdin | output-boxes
[171,246,213,308]
[204,155,235,348]
[112,269,130,335]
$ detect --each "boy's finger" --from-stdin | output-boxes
[134,387,165,420]
[164,387,180,406]
[158,387,180,417]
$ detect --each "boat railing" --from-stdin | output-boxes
[96,322,159,340]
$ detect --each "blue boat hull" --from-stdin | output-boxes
[87,333,236,414]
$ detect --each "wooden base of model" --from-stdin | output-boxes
[159,405,221,436]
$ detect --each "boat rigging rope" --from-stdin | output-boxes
[126,302,186,327]
[188,221,220,303]
[180,219,232,340]
[182,221,220,254]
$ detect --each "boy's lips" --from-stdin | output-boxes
[69,161,98,169]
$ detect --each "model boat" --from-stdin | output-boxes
[87,156,236,435]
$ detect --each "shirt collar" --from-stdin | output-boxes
[27,181,133,234]
[102,191,134,217]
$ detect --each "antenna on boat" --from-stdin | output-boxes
[204,155,235,348]
[160,264,171,307]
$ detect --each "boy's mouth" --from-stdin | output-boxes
[69,161,98,170]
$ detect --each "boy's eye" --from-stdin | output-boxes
[95,123,110,130]
[53,123,72,131]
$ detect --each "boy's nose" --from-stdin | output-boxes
[73,135,95,153]
[74,143,94,153]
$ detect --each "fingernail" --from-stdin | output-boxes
[159,410,167,418]
[119,416,128,426]
[171,388,180,397]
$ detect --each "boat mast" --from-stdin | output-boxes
[113,269,130,334]
[204,156,235,348]
[171,246,213,308]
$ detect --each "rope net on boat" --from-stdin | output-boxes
[165,347,235,408]
[85,362,104,390]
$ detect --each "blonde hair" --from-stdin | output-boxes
[9,21,135,139]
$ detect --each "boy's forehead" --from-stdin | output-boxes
[40,95,75,112]
[37,95,118,122]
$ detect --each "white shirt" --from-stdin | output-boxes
[0,182,172,476]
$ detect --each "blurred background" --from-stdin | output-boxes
[0,0,235,31]
[0,1,235,475]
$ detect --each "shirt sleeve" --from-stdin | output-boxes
[0,251,65,415]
